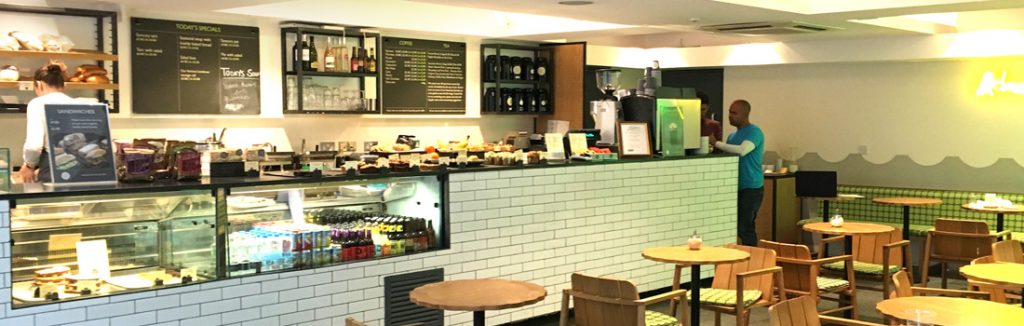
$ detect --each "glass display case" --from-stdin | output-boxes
[225,175,444,276]
[8,190,217,307]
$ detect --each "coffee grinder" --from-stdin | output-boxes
[591,69,622,146]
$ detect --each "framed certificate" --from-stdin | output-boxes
[617,121,652,158]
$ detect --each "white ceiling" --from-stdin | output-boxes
[57,0,1024,48]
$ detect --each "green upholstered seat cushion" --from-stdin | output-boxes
[644,310,678,326]
[823,261,900,275]
[816,277,850,291]
[685,288,762,307]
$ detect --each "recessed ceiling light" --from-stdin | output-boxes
[559,1,594,5]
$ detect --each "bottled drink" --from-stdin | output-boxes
[363,230,374,258]
[324,37,336,71]
[368,48,377,74]
[351,46,359,73]
[339,47,351,73]
[309,36,319,71]
[426,220,437,249]
[292,37,301,72]
[300,36,311,71]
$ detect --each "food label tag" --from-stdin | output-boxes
[376,157,390,168]
[343,161,359,171]
[515,150,525,162]
[457,149,468,159]
[544,133,566,160]
[410,154,421,167]
[568,133,589,155]
[456,155,468,164]
[309,162,325,171]
[388,154,400,161]
[439,157,451,166]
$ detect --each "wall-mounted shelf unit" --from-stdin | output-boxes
[480,43,553,115]
[281,25,381,115]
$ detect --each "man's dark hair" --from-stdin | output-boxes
[733,99,751,113]
[696,90,709,106]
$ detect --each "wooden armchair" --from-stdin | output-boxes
[890,270,990,300]
[688,244,786,326]
[992,239,1024,263]
[769,295,883,326]
[920,218,1010,287]
[818,228,910,298]
[759,240,857,317]
[967,255,1021,304]
[560,273,686,326]
[345,317,423,326]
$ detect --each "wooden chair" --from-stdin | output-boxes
[688,244,786,326]
[967,255,1021,304]
[759,240,857,317]
[890,270,990,300]
[560,273,686,326]
[920,218,1011,287]
[992,239,1024,263]
[769,295,884,326]
[818,228,910,298]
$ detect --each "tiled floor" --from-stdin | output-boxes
[508,278,972,325]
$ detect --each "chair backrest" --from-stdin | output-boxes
[712,244,777,298]
[345,317,368,326]
[768,295,821,326]
[890,270,913,298]
[968,255,1009,303]
[992,239,1024,263]
[852,228,903,266]
[931,218,993,260]
[570,273,642,326]
[759,240,815,294]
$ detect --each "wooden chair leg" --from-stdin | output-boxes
[920,235,933,286]
[850,289,858,319]
[559,290,570,326]
[714,311,721,326]
[940,262,948,289]
[679,295,690,326]
[882,271,891,300]
[670,265,682,317]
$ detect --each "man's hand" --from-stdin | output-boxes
[18,164,37,183]
[708,134,718,147]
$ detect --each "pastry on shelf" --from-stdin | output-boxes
[0,65,18,82]
[34,266,71,286]
[68,64,109,84]
[9,31,43,51]
[65,274,102,294]
[0,35,20,51]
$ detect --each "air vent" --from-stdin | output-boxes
[385,268,444,326]
[699,21,838,35]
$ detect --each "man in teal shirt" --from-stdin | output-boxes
[711,100,764,246]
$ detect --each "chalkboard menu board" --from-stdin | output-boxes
[131,18,261,115]
[381,37,466,114]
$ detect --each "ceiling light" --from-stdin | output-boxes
[559,1,594,5]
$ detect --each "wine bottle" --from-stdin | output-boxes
[351,46,359,73]
[368,48,377,73]
[309,36,319,71]
[292,37,301,72]
[340,47,351,73]
[324,37,336,72]
[301,36,311,71]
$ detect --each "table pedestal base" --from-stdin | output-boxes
[474,310,484,326]
[690,264,700,326]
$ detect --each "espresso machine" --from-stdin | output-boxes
[591,69,622,146]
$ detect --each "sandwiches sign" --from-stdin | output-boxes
[43,104,117,185]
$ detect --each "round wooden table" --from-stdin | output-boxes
[877,296,1024,325]
[409,279,547,326]
[960,263,1024,307]
[873,197,942,240]
[642,246,750,326]
[961,203,1024,232]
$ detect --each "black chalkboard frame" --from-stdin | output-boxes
[380,36,467,115]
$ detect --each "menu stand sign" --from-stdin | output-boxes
[617,121,653,158]
[43,104,117,185]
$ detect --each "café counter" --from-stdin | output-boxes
[0,154,738,326]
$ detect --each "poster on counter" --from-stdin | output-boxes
[617,121,652,158]
[381,37,466,114]
[43,104,117,185]
[131,18,261,115]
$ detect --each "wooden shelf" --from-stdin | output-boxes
[0,81,119,90]
[0,49,118,61]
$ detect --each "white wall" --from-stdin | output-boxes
[722,57,1024,168]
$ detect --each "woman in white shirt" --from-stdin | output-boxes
[18,64,75,183]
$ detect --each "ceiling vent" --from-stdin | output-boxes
[698,21,839,35]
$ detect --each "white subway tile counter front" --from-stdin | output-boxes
[0,155,738,325]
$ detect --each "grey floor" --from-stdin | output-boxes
[508,277,971,326]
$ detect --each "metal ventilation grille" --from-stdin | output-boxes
[385,268,444,326]
[699,21,837,35]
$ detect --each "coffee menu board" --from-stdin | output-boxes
[131,18,261,115]
[381,37,466,114]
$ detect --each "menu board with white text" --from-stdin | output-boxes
[381,37,466,114]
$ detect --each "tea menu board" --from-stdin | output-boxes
[381,37,466,114]
[131,18,261,115]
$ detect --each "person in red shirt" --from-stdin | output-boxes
[697,91,722,142]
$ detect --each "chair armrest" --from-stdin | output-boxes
[929,230,1006,239]
[819,315,885,326]
[883,240,911,249]
[821,235,846,244]
[637,289,687,305]
[994,230,1012,239]
[736,266,784,279]
[911,287,991,300]
[807,254,854,265]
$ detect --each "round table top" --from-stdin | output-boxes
[960,203,1024,214]
[409,279,547,312]
[960,263,1024,287]
[872,197,943,206]
[642,246,750,265]
[876,296,1024,325]
[802,222,895,236]
[808,193,865,201]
